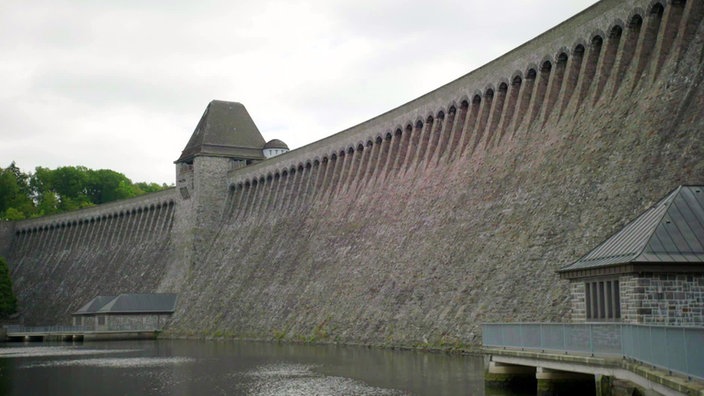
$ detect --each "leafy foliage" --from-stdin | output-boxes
[0,162,171,220]
[0,257,16,318]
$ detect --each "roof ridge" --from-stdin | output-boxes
[632,185,682,260]
[559,186,681,272]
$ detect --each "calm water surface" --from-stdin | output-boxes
[0,340,528,395]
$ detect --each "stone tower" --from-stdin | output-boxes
[173,100,267,268]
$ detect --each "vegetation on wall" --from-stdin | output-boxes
[0,162,171,220]
[0,257,16,318]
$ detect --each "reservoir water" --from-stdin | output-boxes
[0,340,529,395]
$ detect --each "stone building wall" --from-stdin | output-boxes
[100,314,171,331]
[569,282,587,322]
[627,273,704,326]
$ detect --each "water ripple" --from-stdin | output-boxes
[243,363,407,396]
[0,346,135,358]
[21,356,195,369]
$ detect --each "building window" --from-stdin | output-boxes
[98,316,106,325]
[585,279,620,320]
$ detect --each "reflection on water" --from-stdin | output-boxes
[23,356,195,369]
[0,339,517,395]
[0,346,136,358]
[242,363,404,396]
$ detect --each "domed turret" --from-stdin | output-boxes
[263,139,289,158]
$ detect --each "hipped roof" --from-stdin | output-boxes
[74,295,115,315]
[175,100,266,163]
[559,186,704,274]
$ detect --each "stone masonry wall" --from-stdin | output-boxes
[0,221,15,261]
[7,189,180,325]
[620,275,638,323]
[627,274,704,326]
[4,0,704,346]
[166,0,704,346]
[102,314,172,331]
[570,282,587,322]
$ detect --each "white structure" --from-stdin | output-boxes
[262,139,289,158]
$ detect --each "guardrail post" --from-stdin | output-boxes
[562,324,566,352]
[682,327,688,378]
[540,324,544,350]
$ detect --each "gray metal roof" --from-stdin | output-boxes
[97,293,178,314]
[175,100,267,163]
[560,186,704,272]
[73,295,116,315]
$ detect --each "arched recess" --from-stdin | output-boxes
[593,23,623,103]
[652,0,685,77]
[528,60,550,129]
[425,111,445,164]
[633,3,664,87]
[435,105,457,161]
[414,115,433,166]
[512,67,536,134]
[471,88,494,151]
[498,74,521,143]
[450,98,470,158]
[542,53,567,124]
[612,13,642,95]
[578,35,603,106]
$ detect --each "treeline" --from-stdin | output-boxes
[0,162,171,220]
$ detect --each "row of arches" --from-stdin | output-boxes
[15,201,174,235]
[225,0,696,222]
[10,201,175,268]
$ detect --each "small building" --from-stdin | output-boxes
[262,138,289,158]
[72,293,178,331]
[72,295,115,328]
[559,186,704,326]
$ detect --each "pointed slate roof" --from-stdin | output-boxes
[96,293,178,314]
[73,295,116,316]
[175,100,266,163]
[560,186,704,274]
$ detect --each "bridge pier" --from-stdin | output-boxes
[486,362,609,396]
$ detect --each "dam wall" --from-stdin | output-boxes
[0,221,15,261]
[166,0,704,345]
[8,189,179,324]
[2,0,703,346]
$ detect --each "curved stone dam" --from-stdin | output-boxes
[1,0,703,347]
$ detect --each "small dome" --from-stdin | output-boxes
[264,139,289,150]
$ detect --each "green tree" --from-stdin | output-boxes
[0,257,17,319]
[4,208,25,221]
[3,162,169,219]
[0,163,35,220]
[86,169,137,204]
[134,182,170,194]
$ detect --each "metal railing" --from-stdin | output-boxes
[482,323,704,381]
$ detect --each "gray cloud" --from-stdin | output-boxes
[0,0,598,184]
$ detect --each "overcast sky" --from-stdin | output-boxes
[1,0,598,185]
